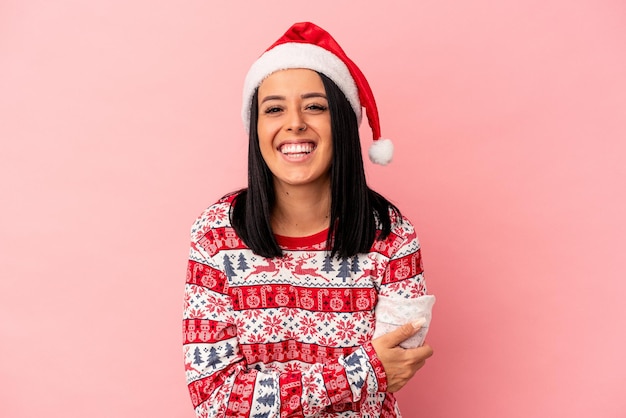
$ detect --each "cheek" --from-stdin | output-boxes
[256,127,271,150]
[257,119,278,144]
[258,138,273,161]
[256,129,276,164]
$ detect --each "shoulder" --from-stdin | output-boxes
[391,212,417,239]
[189,192,240,242]
[374,202,415,235]
[373,209,420,258]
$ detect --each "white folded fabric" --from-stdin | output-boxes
[373,294,436,348]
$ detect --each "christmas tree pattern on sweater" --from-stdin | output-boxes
[183,193,427,417]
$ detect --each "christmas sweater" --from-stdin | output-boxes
[183,193,427,417]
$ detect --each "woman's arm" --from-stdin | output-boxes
[371,323,434,393]
[371,217,434,392]
[183,256,388,418]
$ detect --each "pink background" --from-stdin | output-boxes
[1,1,625,417]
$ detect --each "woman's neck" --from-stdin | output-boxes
[271,181,331,237]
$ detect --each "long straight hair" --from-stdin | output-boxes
[231,72,399,258]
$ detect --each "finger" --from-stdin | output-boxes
[414,359,426,372]
[377,320,424,347]
[420,343,434,359]
[409,343,434,360]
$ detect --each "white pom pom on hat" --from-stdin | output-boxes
[242,21,394,165]
[368,137,394,165]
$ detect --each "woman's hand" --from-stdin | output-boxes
[371,322,434,393]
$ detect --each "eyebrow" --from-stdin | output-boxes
[260,92,328,104]
[302,92,327,100]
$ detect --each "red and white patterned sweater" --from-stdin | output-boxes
[183,193,427,417]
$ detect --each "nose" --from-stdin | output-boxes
[286,110,307,132]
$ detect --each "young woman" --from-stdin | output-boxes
[183,22,433,417]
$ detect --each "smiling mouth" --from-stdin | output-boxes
[279,142,316,156]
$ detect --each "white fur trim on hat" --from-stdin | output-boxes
[241,43,362,132]
[368,138,394,165]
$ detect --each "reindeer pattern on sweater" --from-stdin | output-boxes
[183,193,427,417]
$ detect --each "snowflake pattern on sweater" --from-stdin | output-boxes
[183,193,427,417]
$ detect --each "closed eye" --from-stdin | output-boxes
[305,104,328,112]
[263,106,283,114]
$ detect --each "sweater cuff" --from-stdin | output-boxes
[362,341,388,393]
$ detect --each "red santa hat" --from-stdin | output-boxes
[242,21,394,165]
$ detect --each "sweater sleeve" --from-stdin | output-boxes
[378,217,428,301]
[183,228,387,417]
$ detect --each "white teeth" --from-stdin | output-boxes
[280,143,314,154]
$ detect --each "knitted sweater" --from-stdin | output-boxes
[183,193,427,417]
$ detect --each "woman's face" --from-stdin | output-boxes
[257,69,332,190]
